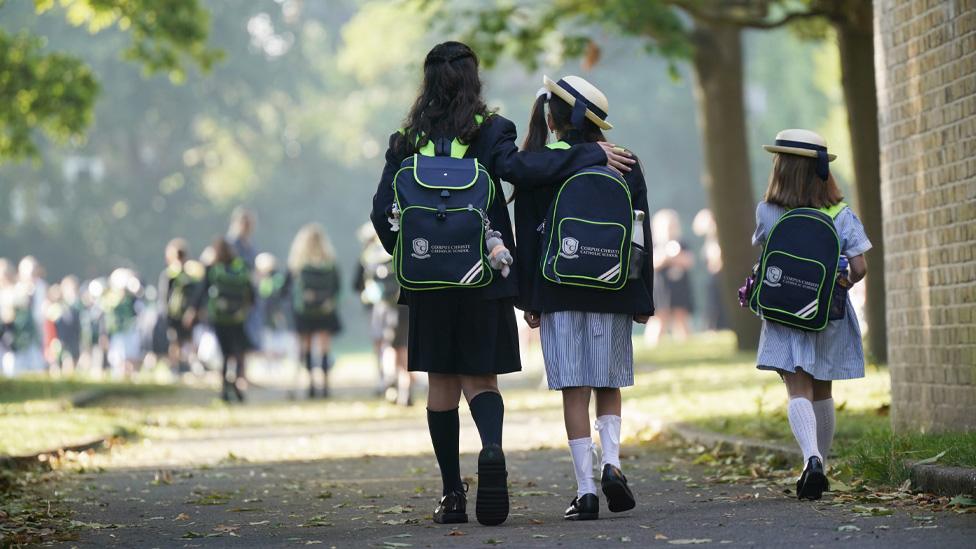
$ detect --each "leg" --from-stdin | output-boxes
[316,331,332,397]
[671,308,691,341]
[299,333,314,397]
[594,388,622,467]
[460,374,508,526]
[812,380,835,467]
[394,345,412,406]
[562,387,598,500]
[461,375,502,447]
[426,373,463,496]
[782,369,827,500]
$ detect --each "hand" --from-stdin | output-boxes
[634,314,651,324]
[524,311,541,329]
[597,142,636,174]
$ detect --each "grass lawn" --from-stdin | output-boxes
[0,376,176,456]
[631,333,976,485]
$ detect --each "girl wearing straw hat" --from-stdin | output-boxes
[754,129,871,500]
[369,42,635,527]
[514,75,653,520]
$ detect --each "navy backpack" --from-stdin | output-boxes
[748,203,846,331]
[540,163,633,290]
[393,132,495,291]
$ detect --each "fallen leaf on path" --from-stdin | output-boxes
[173,513,190,521]
[853,505,893,517]
[381,542,411,548]
[181,531,205,539]
[484,539,504,545]
[316,492,333,499]
[528,519,544,525]
[532,534,548,539]
[621,536,632,542]
[214,524,239,533]
[655,534,669,540]
[668,539,711,545]
[447,529,466,536]
[914,451,946,466]
[248,520,269,526]
[380,505,410,514]
[837,525,860,532]
[949,495,976,507]
[69,520,121,530]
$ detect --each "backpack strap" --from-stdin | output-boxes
[408,114,491,159]
[819,201,848,219]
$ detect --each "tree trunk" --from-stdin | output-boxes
[834,1,887,363]
[690,20,761,350]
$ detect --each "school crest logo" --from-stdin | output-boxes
[764,266,782,287]
[411,238,430,259]
[559,237,580,259]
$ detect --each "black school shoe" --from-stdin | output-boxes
[601,464,636,512]
[476,444,509,526]
[564,493,599,521]
[796,456,828,500]
[433,486,468,524]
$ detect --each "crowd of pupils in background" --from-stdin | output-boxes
[0,207,418,406]
[1,203,790,402]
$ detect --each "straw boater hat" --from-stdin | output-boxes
[542,75,613,130]
[763,129,836,180]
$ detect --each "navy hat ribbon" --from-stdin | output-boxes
[556,79,607,129]
[775,139,830,181]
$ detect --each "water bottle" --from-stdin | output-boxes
[829,256,850,320]
[628,210,647,280]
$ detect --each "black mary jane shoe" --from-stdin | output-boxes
[601,464,636,513]
[476,444,509,526]
[433,485,468,524]
[564,493,599,521]
[796,456,828,500]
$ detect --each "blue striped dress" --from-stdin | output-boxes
[752,202,873,381]
[540,311,634,389]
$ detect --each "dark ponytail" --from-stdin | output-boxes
[522,94,550,152]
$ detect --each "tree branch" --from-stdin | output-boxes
[671,1,834,29]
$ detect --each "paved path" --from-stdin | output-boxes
[48,391,975,548]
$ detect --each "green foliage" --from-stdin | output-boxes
[0,31,98,159]
[34,0,222,80]
[0,0,219,162]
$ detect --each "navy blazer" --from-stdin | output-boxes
[513,137,655,316]
[370,114,606,303]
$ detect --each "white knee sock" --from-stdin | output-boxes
[595,415,622,468]
[813,398,835,467]
[568,437,597,497]
[787,397,821,463]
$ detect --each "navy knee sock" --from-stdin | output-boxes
[468,391,504,448]
[427,408,464,495]
[303,349,313,371]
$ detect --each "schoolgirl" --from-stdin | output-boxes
[514,76,653,520]
[753,129,871,500]
[158,238,199,373]
[370,42,633,527]
[190,237,255,402]
[286,223,342,398]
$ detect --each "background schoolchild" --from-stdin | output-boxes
[286,224,342,398]
[370,41,632,527]
[158,238,201,374]
[643,209,694,346]
[103,268,143,378]
[254,252,294,372]
[753,129,871,500]
[189,237,255,402]
[692,209,729,332]
[355,223,413,406]
[514,76,652,521]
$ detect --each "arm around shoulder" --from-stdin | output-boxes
[489,116,606,188]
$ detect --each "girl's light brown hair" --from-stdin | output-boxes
[763,154,843,209]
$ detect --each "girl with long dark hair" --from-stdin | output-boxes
[514,76,654,521]
[370,42,633,527]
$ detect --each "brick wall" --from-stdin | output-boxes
[874,0,976,432]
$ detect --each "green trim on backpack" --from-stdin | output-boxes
[405,114,491,159]
[820,201,848,219]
